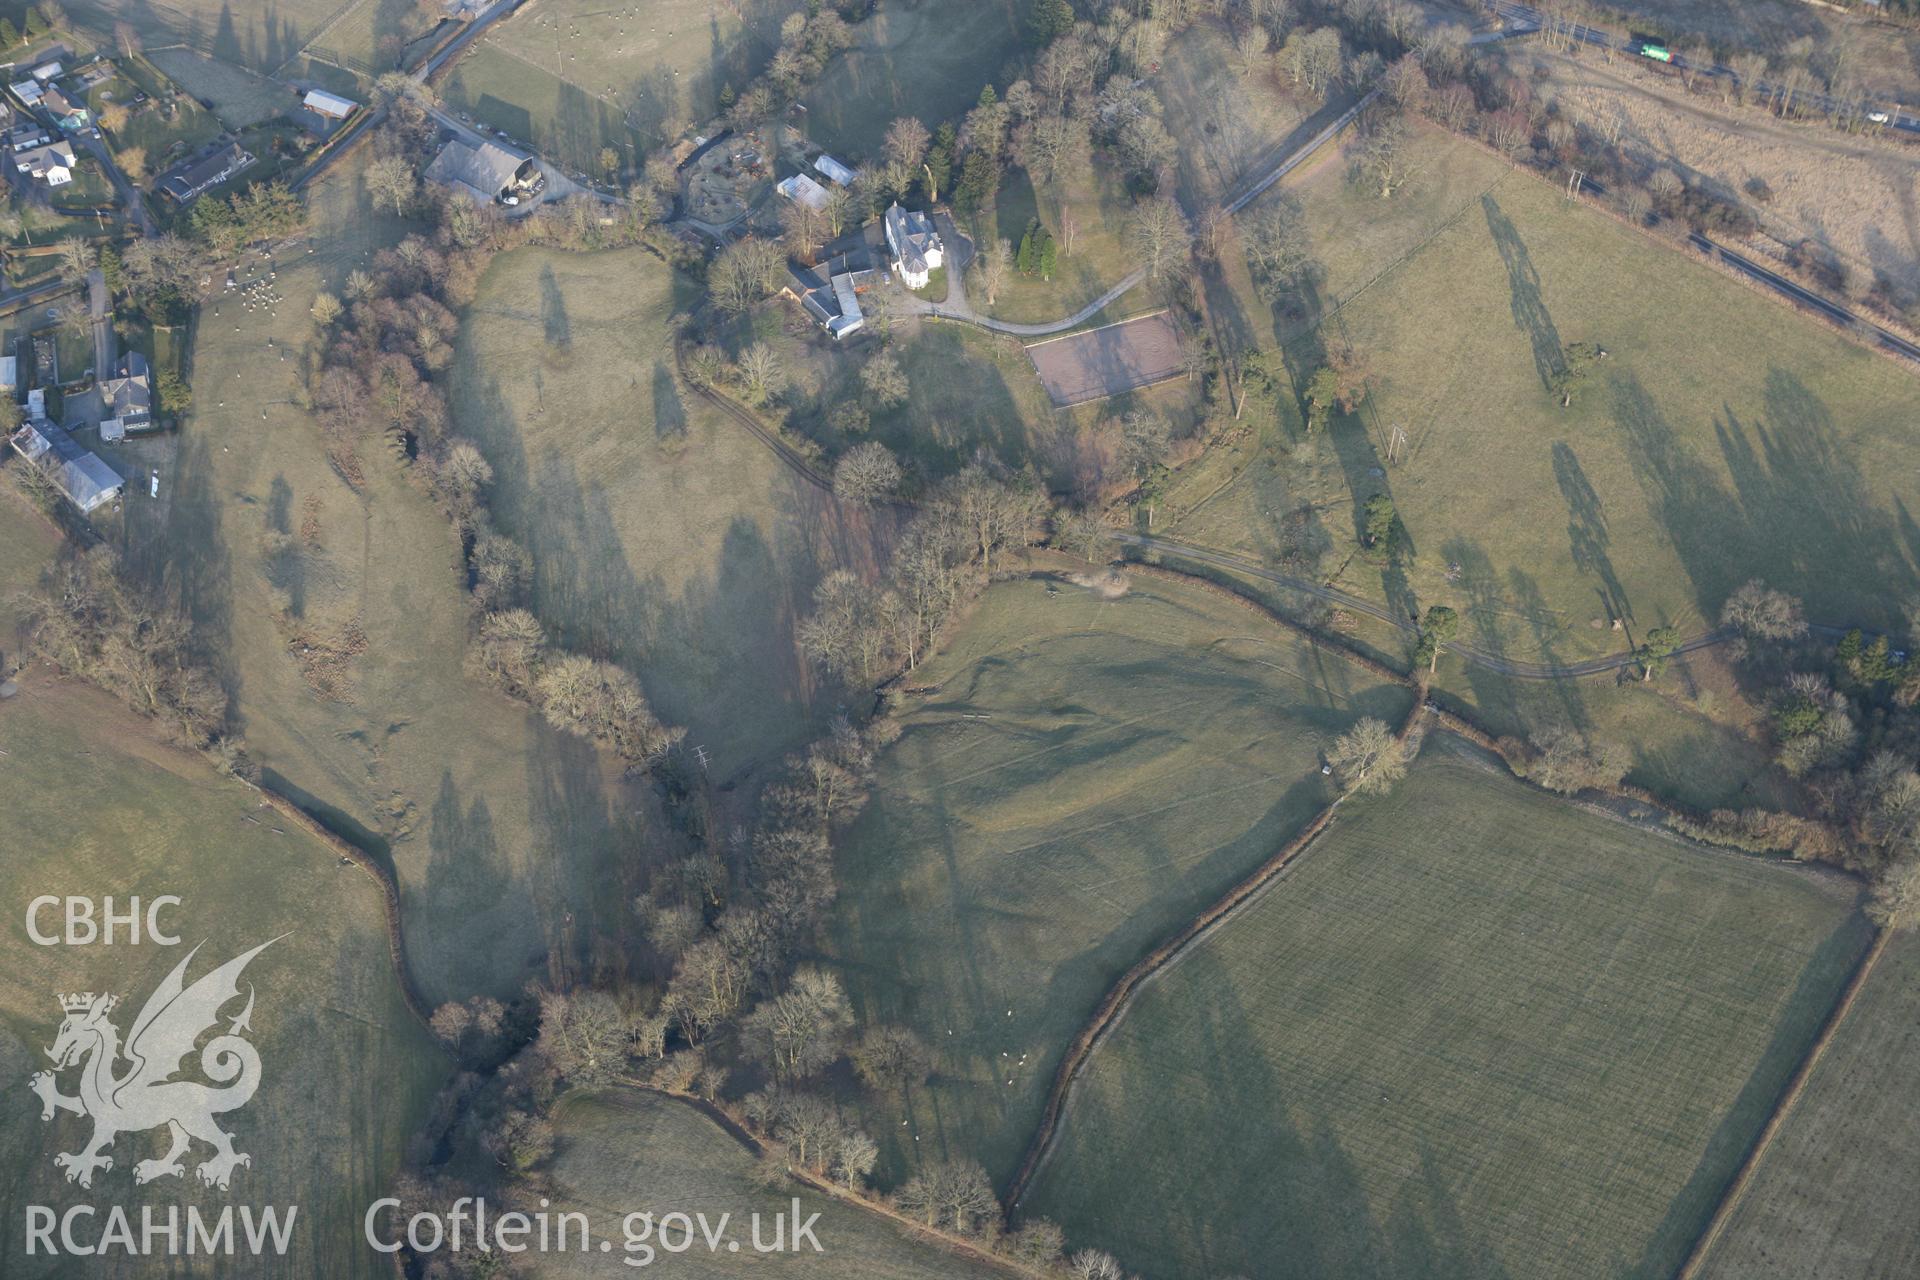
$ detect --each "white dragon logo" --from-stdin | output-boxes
[27,938,279,1192]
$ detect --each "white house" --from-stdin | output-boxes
[776,172,830,212]
[14,140,75,186]
[29,61,62,82]
[813,154,856,186]
[884,203,944,289]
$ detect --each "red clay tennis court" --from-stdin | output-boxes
[1025,311,1186,407]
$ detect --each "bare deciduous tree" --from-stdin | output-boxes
[1127,196,1191,281]
[1327,717,1407,794]
[833,441,903,505]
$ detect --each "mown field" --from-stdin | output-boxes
[124,154,664,1006]
[69,0,354,73]
[1699,931,1920,1279]
[1167,122,1920,667]
[799,0,1031,158]
[1023,737,1871,1280]
[530,1088,1003,1277]
[825,569,1414,1185]
[441,0,800,168]
[451,246,884,776]
[0,679,443,1279]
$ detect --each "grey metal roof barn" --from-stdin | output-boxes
[425,137,538,203]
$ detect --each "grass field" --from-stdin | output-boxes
[70,0,356,73]
[1167,122,1920,668]
[799,0,1032,159]
[824,569,1414,1186]
[1698,931,1920,1279]
[123,154,668,1007]
[1023,736,1871,1280]
[442,0,801,168]
[0,678,443,1279]
[451,247,889,777]
[531,1088,1002,1277]
[300,0,443,73]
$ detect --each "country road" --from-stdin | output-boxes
[1688,233,1920,364]
[1114,532,1730,678]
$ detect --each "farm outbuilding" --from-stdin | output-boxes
[814,154,856,186]
[8,421,122,513]
[302,89,357,119]
[776,172,830,211]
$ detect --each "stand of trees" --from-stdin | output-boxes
[24,543,227,748]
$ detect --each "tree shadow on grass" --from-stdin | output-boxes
[1552,441,1631,631]
[1616,367,1919,635]
[1483,193,1562,393]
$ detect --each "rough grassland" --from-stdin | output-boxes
[1699,931,1920,1279]
[826,571,1414,1186]
[452,247,889,776]
[442,0,801,164]
[799,0,1032,159]
[1155,18,1310,209]
[125,155,664,1006]
[530,1088,1002,1278]
[0,679,442,1279]
[1517,47,1920,298]
[1171,124,1920,666]
[1024,738,1870,1280]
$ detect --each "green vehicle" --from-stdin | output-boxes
[1630,33,1672,62]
